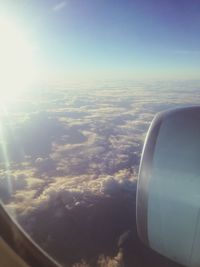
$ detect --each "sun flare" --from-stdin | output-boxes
[0,18,37,102]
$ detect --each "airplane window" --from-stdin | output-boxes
[0,1,199,266]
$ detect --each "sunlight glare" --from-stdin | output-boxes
[0,17,37,103]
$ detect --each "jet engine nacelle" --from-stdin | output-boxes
[136,106,200,267]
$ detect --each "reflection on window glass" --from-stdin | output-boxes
[0,0,200,266]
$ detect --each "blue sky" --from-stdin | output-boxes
[2,0,200,81]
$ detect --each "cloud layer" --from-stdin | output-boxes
[1,80,198,266]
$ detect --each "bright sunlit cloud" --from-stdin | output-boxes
[0,17,37,102]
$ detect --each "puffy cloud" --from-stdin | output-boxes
[10,171,136,266]
[2,80,199,266]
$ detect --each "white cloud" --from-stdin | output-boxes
[4,80,200,266]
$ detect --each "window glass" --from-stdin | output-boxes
[0,1,199,266]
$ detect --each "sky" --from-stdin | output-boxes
[1,0,200,82]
